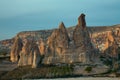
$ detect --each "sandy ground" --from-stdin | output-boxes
[0,60,17,71]
[34,77,120,80]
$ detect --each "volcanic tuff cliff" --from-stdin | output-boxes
[0,14,120,68]
[10,14,97,67]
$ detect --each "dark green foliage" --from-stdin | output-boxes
[0,50,8,56]
[1,66,31,79]
[100,55,112,66]
[85,66,92,73]
[1,65,73,79]
[103,59,112,66]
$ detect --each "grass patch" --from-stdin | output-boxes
[1,65,74,79]
[1,66,31,79]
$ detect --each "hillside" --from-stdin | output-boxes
[9,14,120,68]
[0,14,119,69]
[0,14,120,79]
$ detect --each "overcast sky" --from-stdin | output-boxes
[0,0,120,40]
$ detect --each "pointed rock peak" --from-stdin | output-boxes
[59,22,67,32]
[59,22,66,30]
[78,13,86,28]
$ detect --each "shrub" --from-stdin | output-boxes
[0,50,8,56]
[85,66,92,73]
[1,64,74,79]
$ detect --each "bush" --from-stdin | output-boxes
[0,50,8,56]
[1,65,74,79]
[85,66,92,73]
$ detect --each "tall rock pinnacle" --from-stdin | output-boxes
[78,13,86,29]
[73,13,96,63]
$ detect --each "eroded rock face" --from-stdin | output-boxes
[73,14,87,47]
[10,37,23,62]
[47,22,70,54]
[43,22,70,64]
[90,26,120,58]
[0,39,14,55]
[73,14,97,63]
[38,39,46,55]
[43,14,99,64]
[9,13,120,68]
[18,39,41,68]
[78,13,86,29]
[10,37,44,68]
[103,31,119,58]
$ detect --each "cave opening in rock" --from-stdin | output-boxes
[17,55,20,62]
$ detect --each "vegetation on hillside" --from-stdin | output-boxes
[1,65,73,79]
[84,66,92,73]
[0,50,8,56]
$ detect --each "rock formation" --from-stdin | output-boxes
[90,26,120,59]
[38,39,46,55]
[18,39,41,68]
[10,37,44,68]
[6,13,119,68]
[9,30,53,68]
[78,13,86,29]
[43,22,70,64]
[0,39,14,54]
[73,13,97,63]
[10,37,23,62]
[73,13,86,47]
[103,30,119,58]
[43,14,98,64]
[47,22,69,51]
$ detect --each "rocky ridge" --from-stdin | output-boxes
[0,39,14,56]
[11,13,98,67]
[0,14,120,68]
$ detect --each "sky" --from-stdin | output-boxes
[0,0,120,40]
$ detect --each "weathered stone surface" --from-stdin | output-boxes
[73,14,87,47]
[7,13,120,68]
[78,13,86,29]
[0,39,14,55]
[43,14,99,64]
[103,31,119,58]
[43,22,70,64]
[38,39,46,55]
[10,37,23,62]
[17,39,42,68]
[73,14,97,63]
[9,30,53,68]
[47,22,70,54]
